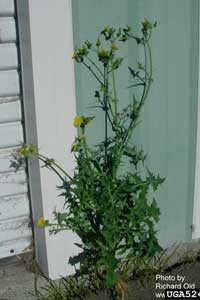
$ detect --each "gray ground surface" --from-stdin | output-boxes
[0,261,200,300]
[0,262,46,300]
[127,261,200,300]
[90,261,200,300]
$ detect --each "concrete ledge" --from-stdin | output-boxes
[156,239,200,269]
[0,263,45,300]
[0,240,200,300]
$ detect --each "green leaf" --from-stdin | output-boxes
[149,198,160,222]
[105,271,120,288]
[146,168,165,191]
[68,252,86,266]
[56,212,68,226]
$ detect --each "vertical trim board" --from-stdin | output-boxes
[15,0,49,274]
[192,3,200,240]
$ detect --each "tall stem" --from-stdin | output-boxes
[117,37,153,169]
[144,40,153,100]
[104,66,109,163]
[85,56,104,78]
[38,157,65,182]
[111,58,117,117]
[121,43,148,148]
[38,153,73,180]
[82,61,104,85]
[124,39,151,145]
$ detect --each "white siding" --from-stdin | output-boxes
[0,146,22,172]
[0,122,23,148]
[0,0,14,16]
[0,0,32,259]
[0,17,16,42]
[0,193,30,221]
[0,237,32,258]
[0,70,20,96]
[0,98,21,123]
[0,171,27,197]
[0,44,18,70]
[0,217,31,243]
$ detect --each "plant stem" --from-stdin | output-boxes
[38,153,73,180]
[38,156,65,182]
[82,140,94,175]
[124,39,151,146]
[138,41,148,110]
[115,38,152,173]
[86,56,104,77]
[111,58,118,116]
[82,61,104,85]
[104,66,108,163]
[107,95,115,120]
[144,40,153,100]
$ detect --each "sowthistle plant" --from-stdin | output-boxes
[15,19,164,300]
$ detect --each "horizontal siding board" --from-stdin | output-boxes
[0,95,20,104]
[0,193,30,221]
[0,99,21,124]
[0,216,32,243]
[0,146,17,156]
[0,0,14,16]
[0,155,17,173]
[0,2,33,260]
[0,146,22,172]
[0,122,23,148]
[0,70,20,96]
[0,236,32,258]
[0,17,16,42]
[0,170,28,197]
[0,44,18,70]
[0,156,13,172]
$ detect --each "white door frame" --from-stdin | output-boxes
[16,0,78,279]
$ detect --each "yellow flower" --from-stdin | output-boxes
[73,115,83,127]
[111,43,119,51]
[37,217,47,227]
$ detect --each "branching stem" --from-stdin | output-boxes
[38,153,73,180]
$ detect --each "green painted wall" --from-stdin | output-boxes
[71,0,199,247]
[72,0,131,145]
